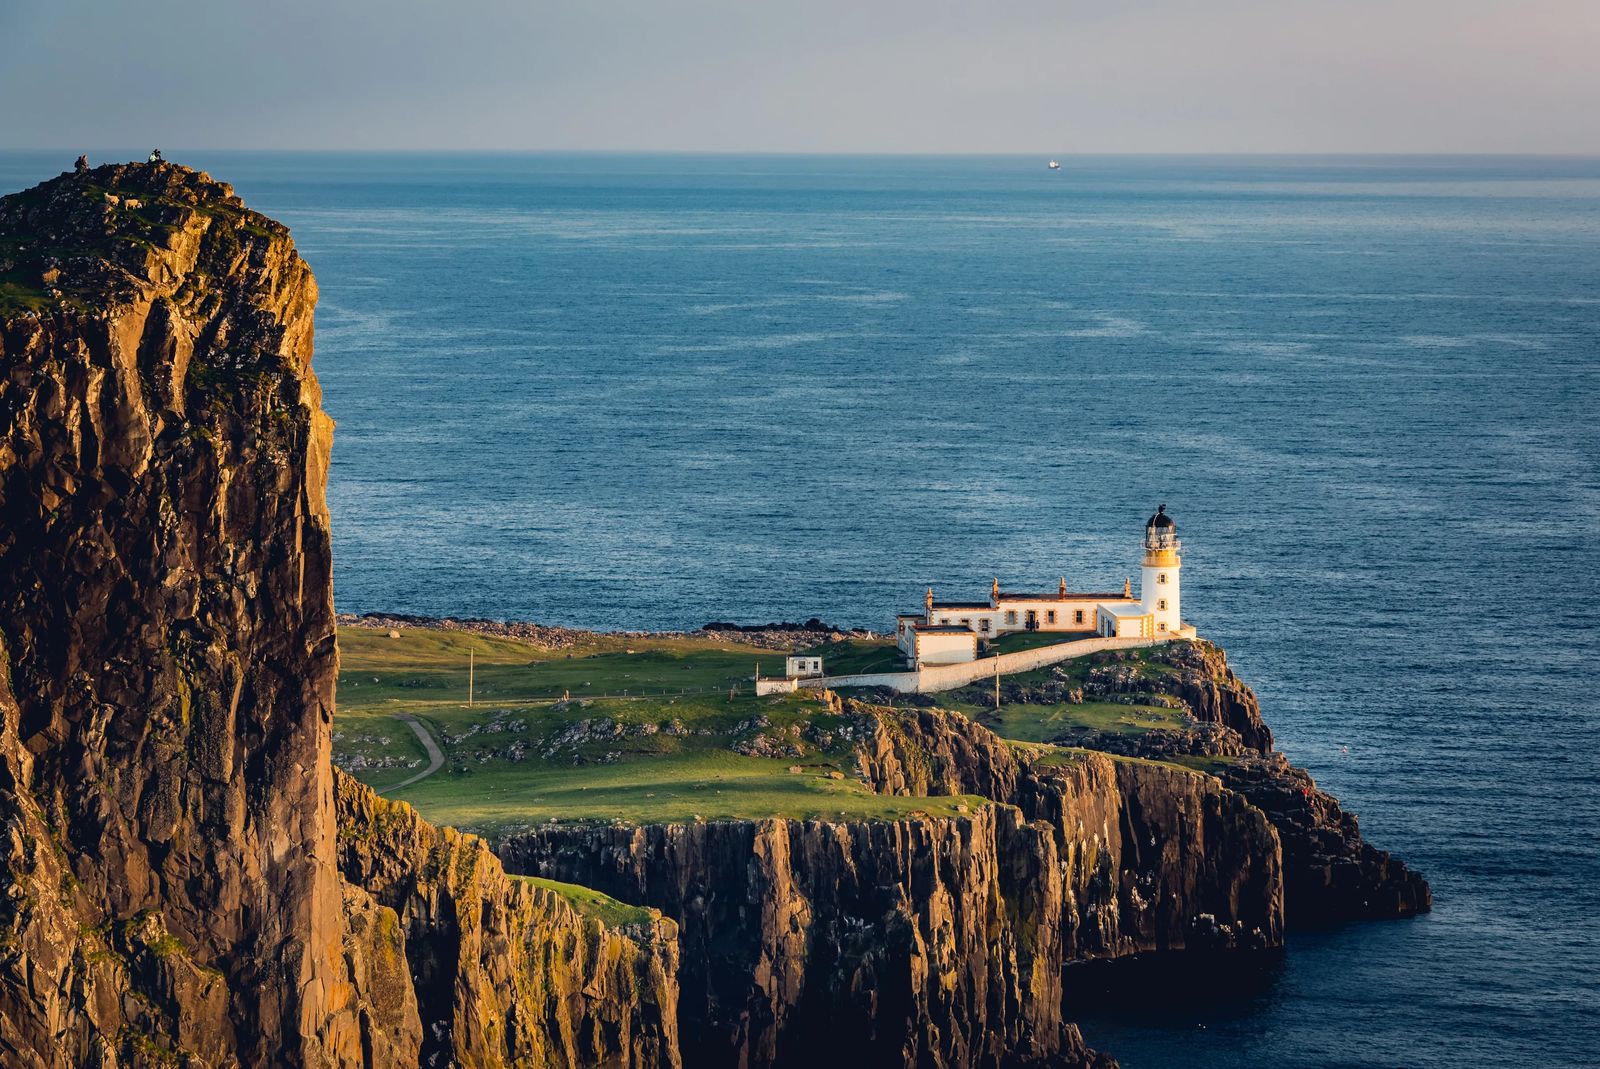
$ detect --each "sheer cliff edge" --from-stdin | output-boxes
[0,163,678,1069]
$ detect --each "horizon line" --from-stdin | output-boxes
[4,147,1599,160]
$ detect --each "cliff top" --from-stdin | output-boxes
[333,622,1235,837]
[0,161,285,316]
[333,625,988,834]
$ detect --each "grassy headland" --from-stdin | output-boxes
[334,624,979,838]
[332,623,1226,839]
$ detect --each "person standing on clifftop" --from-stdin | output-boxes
[73,155,88,173]
[147,149,163,163]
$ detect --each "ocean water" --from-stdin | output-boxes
[3,151,1597,1068]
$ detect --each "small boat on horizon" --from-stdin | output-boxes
[1047,160,1061,170]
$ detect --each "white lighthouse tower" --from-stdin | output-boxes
[1140,504,1183,635]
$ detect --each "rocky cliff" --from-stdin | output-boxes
[0,163,678,1068]
[853,706,1283,957]
[336,773,681,1069]
[1217,755,1431,925]
[501,807,1110,1069]
[500,707,1282,1069]
[954,640,1429,930]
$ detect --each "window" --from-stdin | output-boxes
[1046,610,1057,624]
[979,619,990,633]
[1158,621,1167,632]
[959,617,970,627]
[1158,573,1168,584]
[940,617,950,625]
[1074,609,1085,625]
[1005,611,1017,624]
[1158,599,1167,611]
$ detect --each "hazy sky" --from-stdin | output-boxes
[3,0,1596,153]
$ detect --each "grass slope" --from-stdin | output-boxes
[332,626,1229,840]
[515,875,657,927]
[334,626,978,839]
[958,699,1192,744]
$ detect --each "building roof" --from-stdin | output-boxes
[930,602,991,611]
[999,592,1127,602]
[1101,603,1152,618]
[916,624,977,634]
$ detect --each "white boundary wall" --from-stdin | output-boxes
[797,635,1170,696]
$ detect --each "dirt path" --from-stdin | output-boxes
[378,715,445,794]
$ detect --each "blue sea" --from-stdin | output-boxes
[4,152,1597,1068]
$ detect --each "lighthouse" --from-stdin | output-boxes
[1141,504,1182,634]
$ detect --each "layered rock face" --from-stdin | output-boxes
[0,161,363,1066]
[502,708,1281,1069]
[1162,641,1274,752]
[336,773,681,1069]
[502,808,1110,1069]
[953,640,1429,931]
[0,163,678,1068]
[1217,756,1431,925]
[854,707,1283,958]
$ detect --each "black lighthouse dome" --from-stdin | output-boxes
[1147,503,1176,530]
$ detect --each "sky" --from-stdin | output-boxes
[2,0,1597,153]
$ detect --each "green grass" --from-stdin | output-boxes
[335,626,984,837]
[1010,741,1220,780]
[793,637,903,675]
[331,625,1206,839]
[337,625,812,712]
[332,706,433,789]
[390,746,984,839]
[1002,739,1093,770]
[0,278,51,315]
[1163,754,1239,777]
[516,875,657,927]
[947,698,1190,744]
[984,630,1096,655]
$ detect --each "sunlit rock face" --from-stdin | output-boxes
[0,163,679,1069]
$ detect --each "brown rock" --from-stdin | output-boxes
[502,809,1110,1069]
[0,163,681,1068]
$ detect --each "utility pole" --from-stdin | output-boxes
[468,647,475,708]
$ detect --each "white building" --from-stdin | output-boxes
[897,624,978,666]
[755,655,827,695]
[785,655,824,679]
[896,505,1195,666]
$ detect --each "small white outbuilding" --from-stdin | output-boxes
[785,656,824,679]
